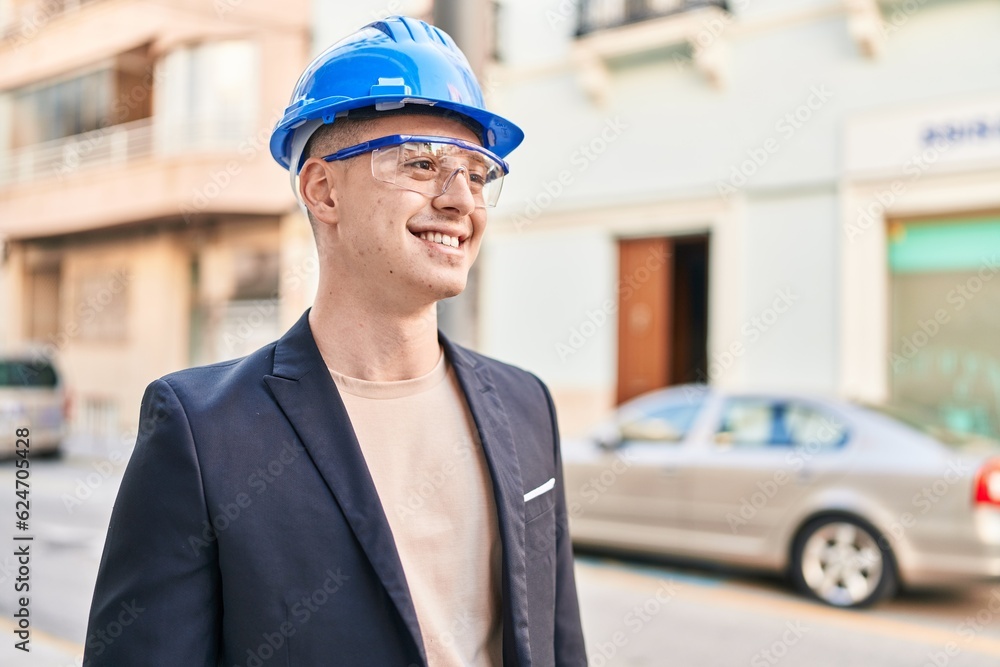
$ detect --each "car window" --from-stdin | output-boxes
[0,360,59,388]
[618,396,705,443]
[717,399,847,449]
[785,404,846,448]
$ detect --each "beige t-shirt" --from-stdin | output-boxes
[329,349,503,666]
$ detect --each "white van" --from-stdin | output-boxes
[0,354,66,458]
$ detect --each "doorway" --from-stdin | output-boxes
[616,234,709,404]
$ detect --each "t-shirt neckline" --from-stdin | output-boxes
[328,347,448,399]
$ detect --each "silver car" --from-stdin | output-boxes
[562,385,1000,608]
[0,353,66,457]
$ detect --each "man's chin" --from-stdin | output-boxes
[401,276,466,305]
[435,281,466,301]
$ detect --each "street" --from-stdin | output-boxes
[0,456,999,666]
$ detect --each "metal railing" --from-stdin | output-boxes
[1,0,107,42]
[0,116,256,187]
[577,0,729,36]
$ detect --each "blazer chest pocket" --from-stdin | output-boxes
[523,477,555,521]
[524,477,557,562]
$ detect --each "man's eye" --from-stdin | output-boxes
[408,159,436,171]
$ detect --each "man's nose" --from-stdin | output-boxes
[435,166,479,213]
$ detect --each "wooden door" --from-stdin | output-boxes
[616,237,672,404]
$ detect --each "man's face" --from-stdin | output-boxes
[320,113,489,312]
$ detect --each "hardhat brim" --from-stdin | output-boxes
[270,95,524,171]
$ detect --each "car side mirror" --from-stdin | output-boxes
[595,433,623,450]
[619,418,682,443]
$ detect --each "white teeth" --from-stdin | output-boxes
[416,231,460,248]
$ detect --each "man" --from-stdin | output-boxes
[84,15,587,667]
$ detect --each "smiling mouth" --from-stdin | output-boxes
[414,230,461,249]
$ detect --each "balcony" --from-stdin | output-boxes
[0,0,107,42]
[571,0,731,100]
[0,116,296,239]
[0,117,253,186]
[576,0,729,36]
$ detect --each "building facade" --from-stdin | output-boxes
[479,0,1000,436]
[0,0,313,443]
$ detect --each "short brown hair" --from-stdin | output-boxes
[303,105,484,161]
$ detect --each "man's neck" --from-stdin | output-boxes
[308,298,442,382]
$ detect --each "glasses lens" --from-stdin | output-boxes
[371,141,505,208]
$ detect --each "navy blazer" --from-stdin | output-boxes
[84,310,587,666]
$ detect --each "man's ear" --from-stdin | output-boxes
[299,158,340,225]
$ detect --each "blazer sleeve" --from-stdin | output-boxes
[537,375,589,666]
[83,379,222,666]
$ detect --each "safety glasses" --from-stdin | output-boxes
[321,134,508,208]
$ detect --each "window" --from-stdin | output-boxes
[156,40,258,150]
[25,263,60,342]
[889,217,1000,439]
[717,399,848,449]
[11,67,112,148]
[618,393,705,442]
[0,359,58,387]
[232,249,279,301]
[577,0,729,36]
[73,269,129,341]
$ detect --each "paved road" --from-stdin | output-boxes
[0,452,124,667]
[1,456,998,666]
[574,554,1000,666]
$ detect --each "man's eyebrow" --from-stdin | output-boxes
[465,152,489,169]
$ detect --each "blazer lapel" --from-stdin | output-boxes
[262,312,426,665]
[441,336,532,667]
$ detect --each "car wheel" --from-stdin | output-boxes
[791,516,897,608]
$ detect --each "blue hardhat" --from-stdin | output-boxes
[270,16,524,173]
